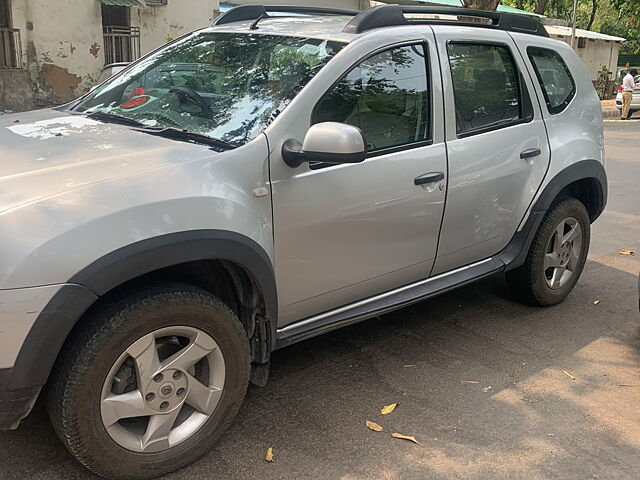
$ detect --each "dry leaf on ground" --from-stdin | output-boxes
[619,249,635,256]
[391,432,422,446]
[380,403,398,415]
[265,447,274,462]
[366,420,384,432]
[593,300,601,305]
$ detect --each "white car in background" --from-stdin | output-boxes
[616,74,640,116]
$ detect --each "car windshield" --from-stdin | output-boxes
[74,31,345,147]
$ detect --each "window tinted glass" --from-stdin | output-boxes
[527,47,576,114]
[313,44,429,152]
[447,43,521,135]
[75,33,345,146]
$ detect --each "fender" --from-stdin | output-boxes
[9,230,277,391]
[498,159,607,270]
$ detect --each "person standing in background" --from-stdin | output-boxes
[621,68,638,120]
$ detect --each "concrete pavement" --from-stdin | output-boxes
[1,122,639,480]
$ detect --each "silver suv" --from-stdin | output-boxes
[0,5,606,479]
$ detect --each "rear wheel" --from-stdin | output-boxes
[47,284,250,480]
[506,197,590,306]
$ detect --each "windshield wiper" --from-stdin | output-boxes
[87,112,235,150]
[135,126,236,151]
[87,111,146,128]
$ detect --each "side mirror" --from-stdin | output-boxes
[282,122,367,168]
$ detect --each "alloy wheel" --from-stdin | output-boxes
[100,326,225,453]
[543,216,583,290]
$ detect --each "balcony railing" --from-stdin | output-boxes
[103,25,141,65]
[0,27,22,68]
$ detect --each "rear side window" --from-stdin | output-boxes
[313,44,430,153]
[527,47,576,114]
[447,43,523,136]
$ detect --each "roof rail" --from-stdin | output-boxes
[343,5,548,38]
[212,5,359,27]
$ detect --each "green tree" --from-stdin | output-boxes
[503,0,639,53]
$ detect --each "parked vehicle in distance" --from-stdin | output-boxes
[616,74,640,116]
[0,5,606,479]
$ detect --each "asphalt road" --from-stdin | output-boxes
[2,122,639,480]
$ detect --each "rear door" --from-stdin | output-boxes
[432,27,551,274]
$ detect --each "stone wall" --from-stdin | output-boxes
[0,68,33,111]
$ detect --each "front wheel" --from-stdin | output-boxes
[47,284,250,480]
[506,197,590,306]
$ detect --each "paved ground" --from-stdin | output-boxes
[1,122,639,480]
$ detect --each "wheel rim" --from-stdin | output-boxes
[100,326,225,453]
[543,216,583,290]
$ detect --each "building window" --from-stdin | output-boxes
[0,0,21,68]
[577,37,587,49]
[102,5,140,64]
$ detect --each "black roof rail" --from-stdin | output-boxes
[212,5,359,27]
[343,5,549,38]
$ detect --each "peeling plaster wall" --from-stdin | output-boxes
[7,0,219,108]
[10,0,104,105]
[131,1,218,56]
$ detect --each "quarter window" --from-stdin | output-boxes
[312,44,430,153]
[527,47,576,114]
[447,43,522,135]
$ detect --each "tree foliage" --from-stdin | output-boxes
[503,0,640,53]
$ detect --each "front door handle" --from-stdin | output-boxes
[520,148,541,159]
[414,172,445,186]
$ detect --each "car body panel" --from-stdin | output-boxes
[0,284,64,369]
[0,109,273,290]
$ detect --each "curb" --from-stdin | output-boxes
[602,107,620,119]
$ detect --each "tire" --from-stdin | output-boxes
[506,197,590,306]
[47,283,250,480]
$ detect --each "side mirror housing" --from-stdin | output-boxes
[282,122,367,168]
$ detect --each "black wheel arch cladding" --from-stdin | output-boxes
[9,230,276,393]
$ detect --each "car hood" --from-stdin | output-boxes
[0,109,214,213]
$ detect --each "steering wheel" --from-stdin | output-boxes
[169,86,213,117]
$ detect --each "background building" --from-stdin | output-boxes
[0,0,219,111]
[546,25,625,83]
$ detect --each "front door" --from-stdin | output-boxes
[432,28,551,275]
[270,40,447,325]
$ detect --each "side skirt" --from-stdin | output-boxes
[275,257,504,348]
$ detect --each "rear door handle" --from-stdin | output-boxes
[414,172,445,186]
[520,148,541,159]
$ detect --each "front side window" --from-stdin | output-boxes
[527,47,576,114]
[313,44,430,153]
[447,43,522,135]
[74,32,345,147]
